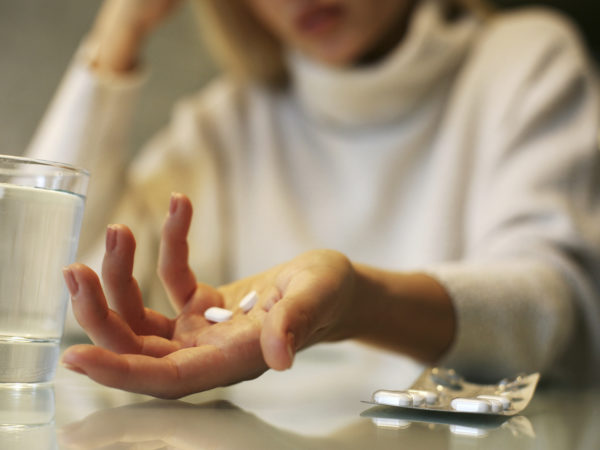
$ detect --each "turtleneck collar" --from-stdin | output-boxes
[287,0,480,127]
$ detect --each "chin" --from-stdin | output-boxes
[305,41,366,67]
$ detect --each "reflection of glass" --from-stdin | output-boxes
[0,383,57,449]
[0,156,88,383]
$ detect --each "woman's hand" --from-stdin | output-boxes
[87,0,182,72]
[61,193,358,399]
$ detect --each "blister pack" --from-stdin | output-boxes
[368,367,539,416]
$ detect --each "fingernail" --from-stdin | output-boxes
[169,193,179,215]
[286,332,295,368]
[62,268,79,296]
[61,361,86,375]
[106,225,117,251]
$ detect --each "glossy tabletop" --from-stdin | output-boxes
[2,341,599,449]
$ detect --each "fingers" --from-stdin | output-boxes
[61,312,268,399]
[64,264,178,357]
[61,344,229,399]
[158,193,198,311]
[102,224,173,338]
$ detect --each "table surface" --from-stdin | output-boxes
[2,341,599,449]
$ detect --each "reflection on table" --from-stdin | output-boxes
[0,383,55,449]
[1,341,599,449]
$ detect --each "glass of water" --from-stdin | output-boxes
[0,155,88,383]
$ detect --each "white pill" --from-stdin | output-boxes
[239,290,258,313]
[477,395,511,411]
[450,398,491,414]
[409,389,438,405]
[373,390,412,407]
[204,306,233,323]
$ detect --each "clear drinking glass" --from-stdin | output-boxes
[0,155,88,383]
[0,383,55,449]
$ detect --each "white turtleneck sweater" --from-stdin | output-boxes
[28,0,600,384]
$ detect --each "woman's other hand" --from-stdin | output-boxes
[87,0,182,72]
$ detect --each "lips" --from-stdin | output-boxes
[295,3,345,35]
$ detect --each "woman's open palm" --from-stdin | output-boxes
[61,194,356,398]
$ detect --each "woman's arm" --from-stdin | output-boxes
[429,10,600,383]
[25,1,184,337]
[351,264,455,364]
[87,0,181,73]
[26,0,181,256]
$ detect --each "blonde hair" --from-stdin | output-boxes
[194,0,495,87]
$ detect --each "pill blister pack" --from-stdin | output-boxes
[367,367,540,416]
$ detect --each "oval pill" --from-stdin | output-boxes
[373,390,412,407]
[204,306,233,323]
[477,395,511,410]
[450,398,491,413]
[239,290,258,313]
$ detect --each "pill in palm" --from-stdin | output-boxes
[239,290,258,312]
[204,306,233,323]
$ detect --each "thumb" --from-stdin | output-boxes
[260,290,330,371]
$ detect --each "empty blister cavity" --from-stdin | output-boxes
[204,306,233,323]
[373,390,412,407]
[409,389,438,405]
[450,398,491,414]
[431,367,463,390]
[239,290,258,313]
[481,398,502,413]
[406,391,425,406]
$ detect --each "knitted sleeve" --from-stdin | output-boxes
[430,9,600,383]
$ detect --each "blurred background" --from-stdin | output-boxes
[0,0,598,157]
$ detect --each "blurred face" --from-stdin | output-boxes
[244,0,413,66]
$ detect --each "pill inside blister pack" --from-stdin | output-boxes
[369,367,540,416]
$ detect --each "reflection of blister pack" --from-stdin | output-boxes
[368,367,540,416]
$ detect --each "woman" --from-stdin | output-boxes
[28,0,600,398]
